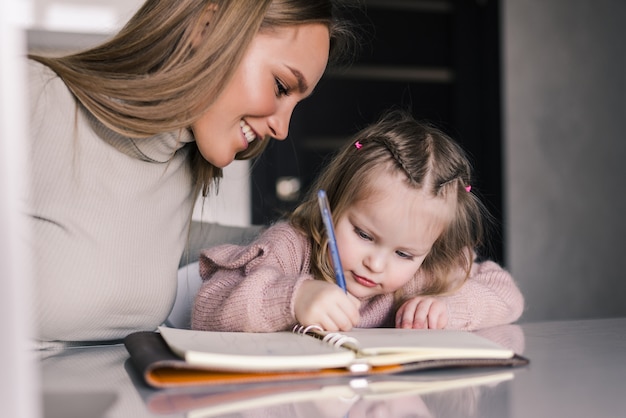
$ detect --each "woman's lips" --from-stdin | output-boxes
[240,119,258,146]
[353,273,378,288]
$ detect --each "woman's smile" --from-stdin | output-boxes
[240,119,258,149]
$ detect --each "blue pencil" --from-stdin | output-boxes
[317,189,347,292]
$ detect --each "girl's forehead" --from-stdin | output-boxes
[356,170,456,225]
[349,185,453,255]
[359,169,419,202]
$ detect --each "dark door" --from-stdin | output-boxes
[251,0,504,263]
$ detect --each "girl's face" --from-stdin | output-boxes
[334,171,455,299]
[191,23,330,168]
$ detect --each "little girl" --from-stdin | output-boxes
[192,110,524,332]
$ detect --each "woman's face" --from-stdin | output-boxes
[191,23,330,168]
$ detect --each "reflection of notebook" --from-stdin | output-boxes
[142,370,513,417]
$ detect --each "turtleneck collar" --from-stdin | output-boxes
[84,107,196,163]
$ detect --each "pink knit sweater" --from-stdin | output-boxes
[191,222,524,332]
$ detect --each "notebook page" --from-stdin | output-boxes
[309,328,514,366]
[158,327,355,372]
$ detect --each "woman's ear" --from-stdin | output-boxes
[192,3,218,47]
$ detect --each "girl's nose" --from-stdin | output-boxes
[364,251,385,273]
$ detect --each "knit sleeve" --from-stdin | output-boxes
[440,259,525,331]
[191,222,313,332]
[180,221,265,267]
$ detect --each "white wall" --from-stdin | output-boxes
[503,0,626,322]
[1,1,41,417]
[29,0,141,33]
[192,161,253,227]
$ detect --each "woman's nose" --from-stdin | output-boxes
[267,106,293,141]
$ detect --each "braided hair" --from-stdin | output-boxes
[290,109,491,296]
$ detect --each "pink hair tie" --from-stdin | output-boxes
[465,185,472,192]
[354,141,362,149]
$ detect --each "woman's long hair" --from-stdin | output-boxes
[29,0,357,197]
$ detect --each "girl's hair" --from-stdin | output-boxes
[290,109,491,296]
[28,0,357,198]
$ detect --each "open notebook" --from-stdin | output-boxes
[124,326,528,388]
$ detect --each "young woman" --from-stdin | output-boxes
[192,110,524,332]
[26,0,355,343]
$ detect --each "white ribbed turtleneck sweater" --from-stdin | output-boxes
[26,59,197,342]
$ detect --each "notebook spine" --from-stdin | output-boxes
[292,324,324,336]
[292,324,360,349]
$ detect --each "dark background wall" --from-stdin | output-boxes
[251,0,506,262]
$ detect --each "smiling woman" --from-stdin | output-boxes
[190,22,331,168]
[24,0,357,344]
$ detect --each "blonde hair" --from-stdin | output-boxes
[29,0,356,197]
[290,109,491,296]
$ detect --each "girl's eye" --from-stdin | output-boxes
[275,78,290,97]
[355,228,371,241]
[396,251,414,260]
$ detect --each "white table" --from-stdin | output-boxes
[39,317,626,417]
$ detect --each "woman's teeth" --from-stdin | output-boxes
[240,120,256,143]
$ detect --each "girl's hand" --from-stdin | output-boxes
[294,280,360,331]
[395,296,448,329]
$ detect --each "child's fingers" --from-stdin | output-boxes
[299,285,359,331]
[396,298,425,328]
[331,293,360,331]
[425,300,448,329]
[347,292,362,309]
[319,306,356,332]
[410,299,433,328]
[396,297,448,329]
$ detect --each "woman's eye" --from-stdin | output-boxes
[275,78,290,96]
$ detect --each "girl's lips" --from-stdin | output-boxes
[353,273,378,288]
